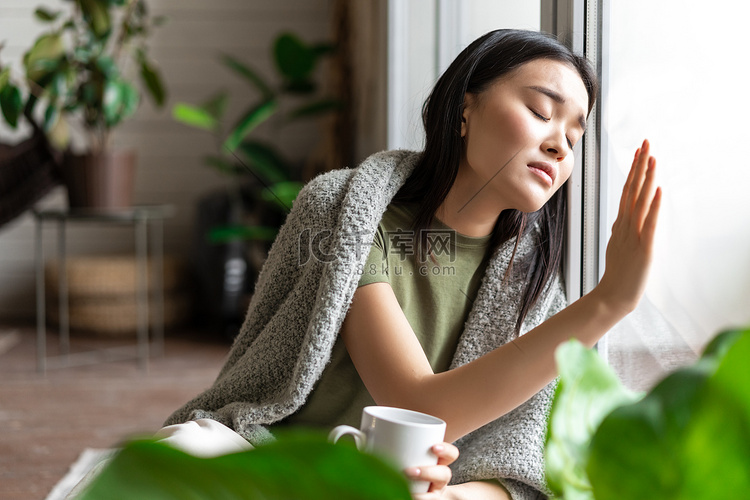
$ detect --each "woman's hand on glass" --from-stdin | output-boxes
[408,442,459,499]
[595,139,662,314]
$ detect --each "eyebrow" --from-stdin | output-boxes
[527,85,587,130]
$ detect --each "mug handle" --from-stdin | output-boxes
[328,425,366,450]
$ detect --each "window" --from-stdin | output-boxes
[599,0,750,389]
[387,0,541,150]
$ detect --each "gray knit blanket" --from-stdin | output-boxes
[165,150,567,500]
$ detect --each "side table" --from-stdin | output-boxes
[32,205,174,373]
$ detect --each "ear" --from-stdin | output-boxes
[461,93,475,138]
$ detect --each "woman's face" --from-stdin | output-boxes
[460,58,589,213]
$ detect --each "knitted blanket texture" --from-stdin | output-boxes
[165,150,567,500]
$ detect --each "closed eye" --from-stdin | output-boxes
[530,109,550,122]
[532,108,575,149]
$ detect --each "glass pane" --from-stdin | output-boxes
[464,0,540,42]
[603,0,750,390]
[395,0,542,150]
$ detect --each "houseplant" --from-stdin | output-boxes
[74,430,412,499]
[172,31,339,229]
[3,0,167,209]
[172,32,338,335]
[545,327,750,499]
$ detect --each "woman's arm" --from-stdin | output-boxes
[340,141,661,442]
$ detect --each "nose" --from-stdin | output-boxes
[544,131,570,162]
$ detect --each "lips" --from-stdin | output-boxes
[527,161,556,186]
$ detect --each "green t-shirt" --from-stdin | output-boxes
[279,202,491,429]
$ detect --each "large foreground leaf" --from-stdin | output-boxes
[587,328,750,500]
[80,433,411,500]
[545,340,642,500]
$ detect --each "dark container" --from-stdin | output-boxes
[61,150,136,209]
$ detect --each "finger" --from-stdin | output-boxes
[432,443,459,466]
[619,146,641,213]
[634,156,658,227]
[405,464,452,491]
[641,186,662,245]
[625,139,650,212]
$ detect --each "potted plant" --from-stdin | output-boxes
[545,327,750,499]
[172,32,339,336]
[1,0,167,209]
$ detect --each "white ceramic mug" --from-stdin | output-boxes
[328,406,447,493]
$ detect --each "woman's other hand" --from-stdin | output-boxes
[408,442,458,499]
[594,139,662,314]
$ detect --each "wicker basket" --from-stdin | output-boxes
[45,255,186,297]
[45,255,192,336]
[46,292,191,336]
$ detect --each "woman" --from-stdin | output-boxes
[164,29,660,499]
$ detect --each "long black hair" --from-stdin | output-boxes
[393,29,598,334]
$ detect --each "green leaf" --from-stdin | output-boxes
[708,328,750,421]
[139,58,167,107]
[283,78,316,94]
[79,81,99,107]
[34,7,62,22]
[700,327,744,360]
[221,54,273,99]
[222,99,278,153]
[121,82,140,119]
[47,70,68,98]
[237,140,292,184]
[102,79,123,125]
[79,433,412,500]
[201,90,229,121]
[202,155,243,175]
[209,225,279,243]
[274,32,315,81]
[286,98,341,120]
[0,67,11,90]
[0,84,23,128]
[311,42,336,58]
[103,79,139,127]
[43,103,58,131]
[48,112,70,149]
[172,103,217,131]
[261,181,303,212]
[96,56,118,79]
[79,0,112,38]
[24,33,64,83]
[680,329,750,497]
[545,340,642,500]
[586,328,750,500]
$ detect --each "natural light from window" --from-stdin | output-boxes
[602,0,750,389]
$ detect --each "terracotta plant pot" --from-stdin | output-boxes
[61,150,137,209]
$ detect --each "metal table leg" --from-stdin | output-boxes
[35,216,46,373]
[135,215,150,371]
[58,218,70,364]
[152,216,165,357]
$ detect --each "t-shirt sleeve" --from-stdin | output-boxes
[357,228,390,287]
